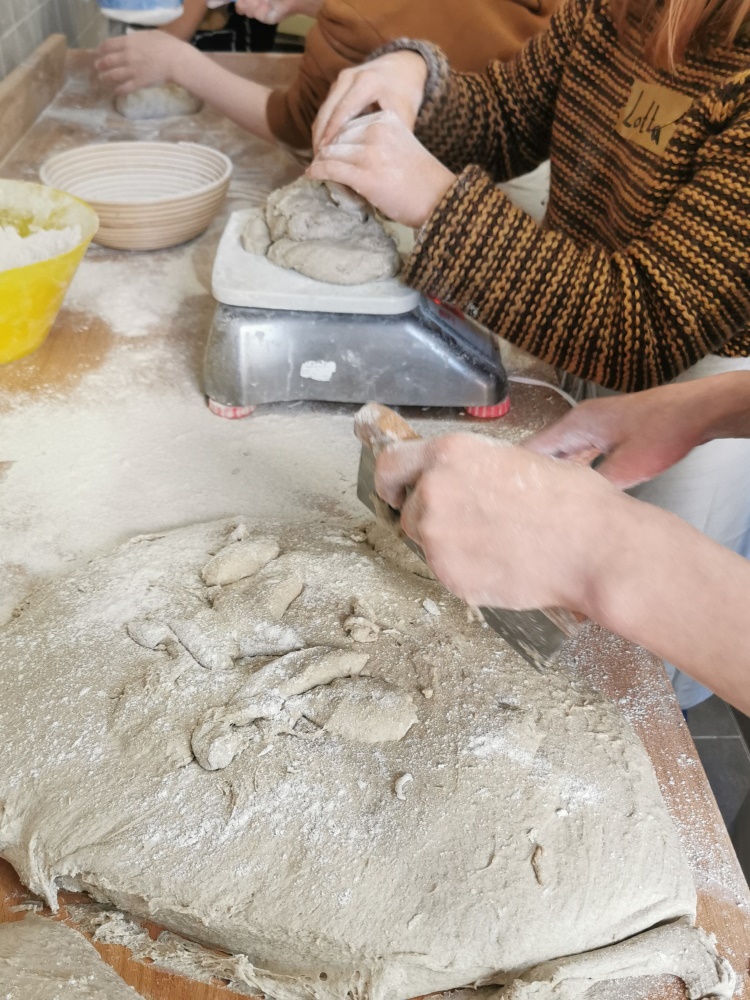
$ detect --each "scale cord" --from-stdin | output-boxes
[507,375,578,409]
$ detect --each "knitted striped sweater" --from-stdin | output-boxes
[386,0,750,391]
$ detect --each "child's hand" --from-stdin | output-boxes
[313,52,428,153]
[523,379,739,490]
[307,109,454,229]
[95,31,187,94]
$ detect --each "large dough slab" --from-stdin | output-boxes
[0,518,732,1000]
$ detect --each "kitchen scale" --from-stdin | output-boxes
[203,209,511,419]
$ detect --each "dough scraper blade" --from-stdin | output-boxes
[354,403,583,670]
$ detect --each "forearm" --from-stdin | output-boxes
[583,495,750,715]
[172,46,275,143]
[696,372,750,441]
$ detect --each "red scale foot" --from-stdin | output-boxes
[208,399,257,419]
[465,399,512,420]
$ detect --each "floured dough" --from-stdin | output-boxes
[202,537,280,586]
[487,921,735,1000]
[114,83,203,120]
[357,520,434,579]
[0,518,734,1000]
[241,207,272,255]
[241,178,401,285]
[0,914,142,999]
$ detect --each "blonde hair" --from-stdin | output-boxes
[614,0,750,68]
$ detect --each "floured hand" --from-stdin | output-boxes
[524,377,750,490]
[374,434,621,612]
[313,52,428,153]
[308,110,455,229]
[95,31,186,94]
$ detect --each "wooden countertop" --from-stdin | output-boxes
[0,39,748,1000]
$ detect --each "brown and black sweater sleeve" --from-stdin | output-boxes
[376,0,750,391]
[402,80,750,391]
[374,0,588,182]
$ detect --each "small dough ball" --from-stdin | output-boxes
[115,83,203,120]
[202,538,280,587]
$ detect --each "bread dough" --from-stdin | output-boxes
[359,520,435,579]
[0,915,142,999]
[241,207,272,255]
[202,537,280,586]
[187,645,418,771]
[0,518,733,1000]
[241,178,401,285]
[488,921,735,1000]
[114,84,203,120]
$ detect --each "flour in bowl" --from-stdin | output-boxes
[0,224,81,272]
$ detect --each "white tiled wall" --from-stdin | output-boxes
[0,0,108,80]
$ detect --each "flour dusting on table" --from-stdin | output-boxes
[64,249,205,337]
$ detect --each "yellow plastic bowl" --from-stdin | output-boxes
[0,179,98,365]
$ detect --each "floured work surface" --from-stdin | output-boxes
[0,46,749,1000]
[0,516,739,1000]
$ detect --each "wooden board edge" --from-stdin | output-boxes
[0,34,67,166]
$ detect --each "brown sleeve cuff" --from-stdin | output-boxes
[365,38,451,135]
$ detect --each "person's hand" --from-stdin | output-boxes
[375,434,621,612]
[307,110,454,228]
[523,380,738,490]
[312,52,428,153]
[95,31,186,94]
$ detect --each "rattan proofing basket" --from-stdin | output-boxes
[40,141,232,251]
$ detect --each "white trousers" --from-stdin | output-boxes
[583,355,750,709]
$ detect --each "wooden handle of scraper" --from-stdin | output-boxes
[354,402,421,456]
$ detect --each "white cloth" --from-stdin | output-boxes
[582,354,750,709]
[498,161,550,225]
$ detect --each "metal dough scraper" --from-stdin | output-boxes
[354,402,583,669]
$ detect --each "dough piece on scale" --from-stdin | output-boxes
[0,914,143,999]
[0,518,735,1000]
[267,230,400,285]
[241,177,401,285]
[115,83,203,120]
[241,206,272,255]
